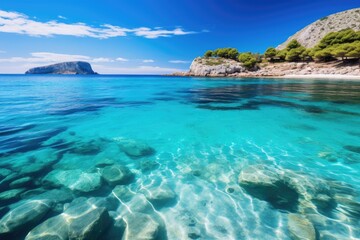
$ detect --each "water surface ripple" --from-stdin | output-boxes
[0,75,359,240]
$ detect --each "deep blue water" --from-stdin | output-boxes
[0,75,359,239]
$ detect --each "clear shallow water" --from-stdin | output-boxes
[0,75,359,239]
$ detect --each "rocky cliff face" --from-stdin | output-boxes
[25,61,97,75]
[189,57,246,76]
[278,8,360,49]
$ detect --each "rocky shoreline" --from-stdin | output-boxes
[171,57,360,79]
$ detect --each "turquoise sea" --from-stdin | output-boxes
[0,75,359,240]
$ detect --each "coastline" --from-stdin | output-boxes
[170,58,360,81]
[279,74,360,80]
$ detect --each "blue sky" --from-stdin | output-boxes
[0,0,358,74]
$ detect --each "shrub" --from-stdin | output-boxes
[286,39,302,50]
[204,50,213,58]
[264,47,277,61]
[238,52,257,69]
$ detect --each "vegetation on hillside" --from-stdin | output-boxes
[203,29,360,70]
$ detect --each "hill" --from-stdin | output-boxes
[277,8,360,49]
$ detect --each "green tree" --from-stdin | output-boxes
[300,49,312,61]
[276,49,287,61]
[314,49,334,62]
[264,47,277,61]
[286,39,302,50]
[332,45,347,60]
[204,50,213,58]
[286,46,306,62]
[238,52,257,69]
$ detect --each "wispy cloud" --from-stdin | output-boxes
[0,52,121,64]
[142,59,155,63]
[58,15,67,20]
[92,57,114,63]
[169,60,190,64]
[0,52,91,63]
[134,27,194,39]
[0,10,195,39]
[0,50,5,53]
[116,57,129,62]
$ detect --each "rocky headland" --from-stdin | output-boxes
[172,57,360,78]
[25,61,97,75]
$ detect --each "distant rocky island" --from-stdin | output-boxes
[25,61,97,75]
[172,8,360,78]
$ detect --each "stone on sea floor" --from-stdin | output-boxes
[140,160,160,172]
[42,169,102,193]
[104,211,127,239]
[0,173,21,190]
[26,199,112,240]
[24,189,74,204]
[69,139,103,155]
[288,214,316,240]
[101,165,134,186]
[343,145,360,154]
[20,162,51,176]
[9,176,33,188]
[68,197,119,212]
[0,168,12,181]
[25,214,69,240]
[334,195,360,218]
[114,137,155,158]
[238,165,300,212]
[0,188,26,206]
[122,212,163,240]
[145,185,177,208]
[111,185,135,203]
[67,207,111,239]
[0,199,54,235]
[95,158,116,168]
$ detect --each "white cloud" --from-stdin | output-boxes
[0,10,195,39]
[116,57,129,62]
[0,52,91,63]
[0,52,119,64]
[92,64,186,74]
[133,27,194,39]
[92,57,114,63]
[169,60,190,64]
[142,59,154,63]
[58,15,67,20]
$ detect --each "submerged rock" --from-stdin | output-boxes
[238,165,300,212]
[26,199,112,240]
[69,139,104,155]
[288,214,316,240]
[111,185,135,203]
[24,189,74,204]
[0,168,12,181]
[0,188,26,206]
[0,199,54,235]
[114,137,155,158]
[140,160,160,172]
[101,165,134,186]
[95,158,116,168]
[9,176,33,188]
[122,212,163,240]
[145,185,177,209]
[104,211,126,240]
[42,169,102,193]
